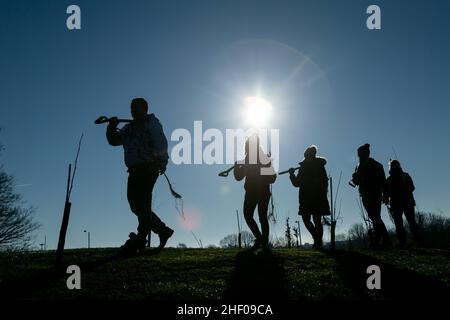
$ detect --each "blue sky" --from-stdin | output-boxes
[1,0,449,249]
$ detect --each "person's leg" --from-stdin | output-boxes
[376,201,392,246]
[244,192,262,246]
[126,170,148,250]
[257,191,271,248]
[144,169,174,250]
[404,205,423,246]
[127,167,171,250]
[363,196,391,247]
[302,213,316,246]
[312,214,323,249]
[362,196,379,246]
[392,208,407,247]
[144,170,170,235]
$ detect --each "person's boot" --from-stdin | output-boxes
[134,233,148,253]
[311,234,322,251]
[154,227,174,252]
[313,240,324,251]
[260,240,272,255]
[412,231,424,247]
[120,232,139,255]
[249,238,261,251]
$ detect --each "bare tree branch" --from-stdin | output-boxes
[0,142,40,250]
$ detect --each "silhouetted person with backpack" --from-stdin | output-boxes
[106,97,174,254]
[351,143,391,248]
[234,134,277,254]
[384,160,423,247]
[289,145,330,250]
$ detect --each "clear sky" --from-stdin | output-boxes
[1,0,449,249]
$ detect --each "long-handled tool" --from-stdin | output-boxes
[94,115,182,199]
[94,116,132,125]
[218,165,236,177]
[278,166,300,175]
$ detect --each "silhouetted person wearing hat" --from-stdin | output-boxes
[234,134,277,253]
[384,160,423,247]
[106,97,174,254]
[289,145,330,250]
[351,143,391,248]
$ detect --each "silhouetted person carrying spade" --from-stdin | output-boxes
[351,143,391,248]
[106,97,174,255]
[289,145,330,250]
[234,134,277,254]
[384,160,423,248]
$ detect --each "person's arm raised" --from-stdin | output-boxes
[233,161,246,181]
[106,117,124,146]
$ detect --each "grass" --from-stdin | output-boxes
[0,247,448,300]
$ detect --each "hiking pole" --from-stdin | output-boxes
[218,165,235,177]
[94,116,132,124]
[278,166,300,175]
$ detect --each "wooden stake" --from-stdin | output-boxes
[56,164,72,267]
[236,210,242,249]
[330,176,336,252]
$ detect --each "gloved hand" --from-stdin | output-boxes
[288,167,296,176]
[107,117,119,129]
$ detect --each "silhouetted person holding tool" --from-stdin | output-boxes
[288,145,330,250]
[384,160,423,248]
[106,97,174,255]
[350,143,391,248]
[234,134,277,254]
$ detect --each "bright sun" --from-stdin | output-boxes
[243,96,273,128]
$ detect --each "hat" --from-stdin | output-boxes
[389,159,401,170]
[357,143,370,156]
[304,145,318,158]
[131,97,148,110]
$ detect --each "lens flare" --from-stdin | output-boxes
[178,208,201,231]
[243,96,273,128]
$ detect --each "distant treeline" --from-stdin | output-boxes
[216,212,450,250]
[347,212,450,249]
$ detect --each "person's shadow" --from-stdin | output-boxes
[224,250,287,299]
[331,250,450,300]
[0,249,128,299]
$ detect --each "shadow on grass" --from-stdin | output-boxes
[0,249,130,299]
[331,250,450,300]
[224,250,288,300]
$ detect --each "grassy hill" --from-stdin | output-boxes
[0,247,449,300]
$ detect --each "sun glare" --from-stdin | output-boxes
[243,96,273,128]
[179,209,201,231]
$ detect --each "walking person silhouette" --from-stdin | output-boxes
[233,134,277,254]
[106,97,174,254]
[288,145,330,250]
[351,143,391,248]
[384,160,423,248]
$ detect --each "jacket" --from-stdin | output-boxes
[106,113,169,168]
[234,149,277,193]
[290,156,330,216]
[352,158,386,197]
[385,169,416,210]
